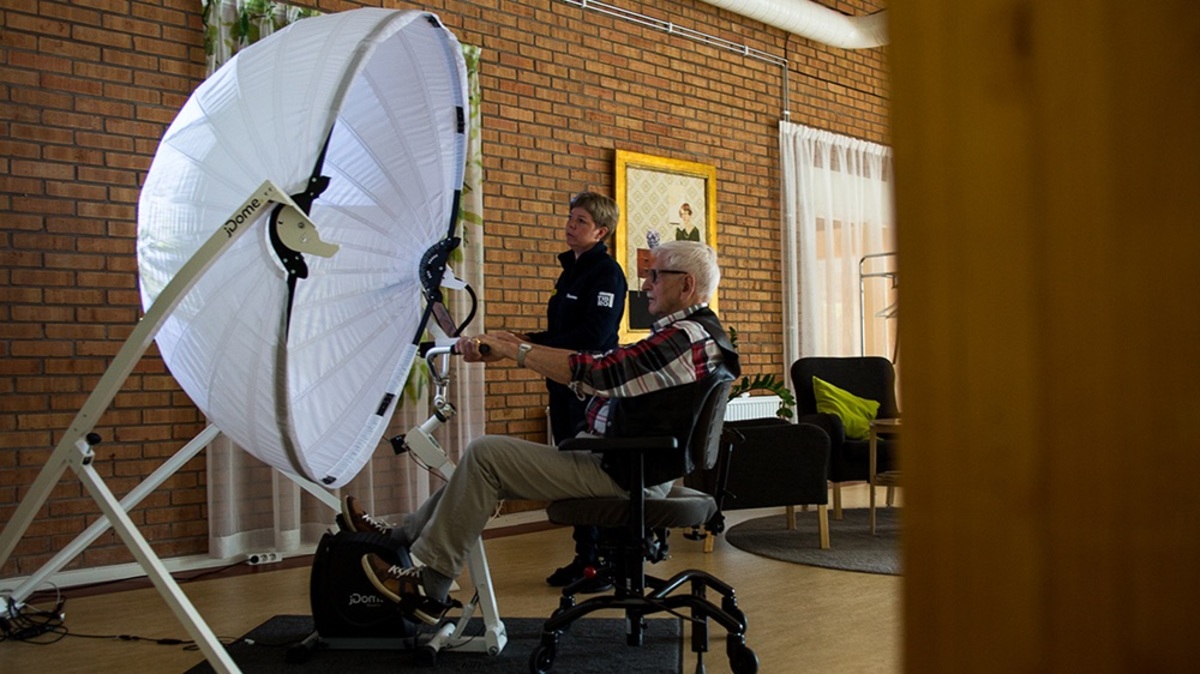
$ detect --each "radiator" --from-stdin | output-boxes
[724,395,782,422]
[546,395,782,443]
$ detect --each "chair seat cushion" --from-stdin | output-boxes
[547,485,718,529]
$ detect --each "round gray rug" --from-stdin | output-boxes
[724,507,901,575]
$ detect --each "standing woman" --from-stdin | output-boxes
[524,192,626,444]
[522,191,626,588]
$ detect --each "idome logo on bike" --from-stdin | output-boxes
[348,592,385,607]
[223,198,261,237]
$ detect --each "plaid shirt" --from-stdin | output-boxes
[568,304,726,436]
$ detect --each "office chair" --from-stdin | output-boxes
[529,375,758,674]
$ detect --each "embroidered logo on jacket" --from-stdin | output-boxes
[597,292,614,308]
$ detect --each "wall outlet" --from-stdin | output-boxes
[245,551,283,565]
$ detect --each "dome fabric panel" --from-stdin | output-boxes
[137,9,468,487]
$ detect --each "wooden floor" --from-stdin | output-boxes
[0,485,900,673]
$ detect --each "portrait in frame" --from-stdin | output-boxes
[614,150,718,342]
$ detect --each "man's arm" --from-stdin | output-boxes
[458,318,718,398]
[457,332,574,384]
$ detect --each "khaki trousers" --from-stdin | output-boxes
[408,434,670,579]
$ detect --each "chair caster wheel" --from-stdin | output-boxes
[529,640,557,674]
[728,643,758,674]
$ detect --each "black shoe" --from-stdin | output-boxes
[546,558,613,592]
[546,558,588,586]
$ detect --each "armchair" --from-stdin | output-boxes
[532,375,758,674]
[790,357,900,518]
[685,417,831,549]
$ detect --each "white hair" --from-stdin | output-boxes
[653,240,720,303]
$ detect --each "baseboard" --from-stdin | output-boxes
[2,509,551,597]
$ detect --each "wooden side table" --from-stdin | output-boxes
[868,418,901,535]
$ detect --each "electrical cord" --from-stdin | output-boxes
[2,563,246,650]
[1,592,66,644]
[1,594,238,648]
[55,630,238,649]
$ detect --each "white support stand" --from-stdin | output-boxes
[0,182,333,674]
[2,425,221,607]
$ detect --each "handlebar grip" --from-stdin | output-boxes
[448,342,490,355]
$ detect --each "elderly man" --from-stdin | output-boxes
[358,240,739,625]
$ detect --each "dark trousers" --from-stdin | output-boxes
[548,380,601,564]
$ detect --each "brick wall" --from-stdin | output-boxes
[0,0,887,576]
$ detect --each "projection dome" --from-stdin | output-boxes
[136,9,468,487]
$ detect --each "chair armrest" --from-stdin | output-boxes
[799,412,846,446]
[558,436,678,453]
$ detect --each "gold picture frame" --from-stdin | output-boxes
[615,150,718,342]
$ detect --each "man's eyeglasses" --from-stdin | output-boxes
[647,269,687,283]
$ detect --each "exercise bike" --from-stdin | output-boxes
[293,277,508,664]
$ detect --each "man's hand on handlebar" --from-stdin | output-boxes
[456,332,520,363]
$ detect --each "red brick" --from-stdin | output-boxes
[11,341,73,358]
[46,181,108,201]
[71,24,132,49]
[102,81,160,105]
[8,49,73,75]
[44,216,106,236]
[6,12,71,37]
[42,144,104,166]
[101,14,162,39]
[74,95,133,118]
[39,72,104,97]
[77,166,139,186]
[10,268,75,286]
[100,47,159,71]
[11,305,73,322]
[73,61,134,84]
[76,131,134,152]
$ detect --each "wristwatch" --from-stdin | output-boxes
[516,343,533,368]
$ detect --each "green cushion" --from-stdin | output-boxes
[812,376,880,440]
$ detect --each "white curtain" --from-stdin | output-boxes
[201,1,486,559]
[780,121,896,369]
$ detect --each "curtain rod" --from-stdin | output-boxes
[563,0,791,120]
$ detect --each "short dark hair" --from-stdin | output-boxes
[569,192,619,237]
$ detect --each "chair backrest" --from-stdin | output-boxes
[790,356,900,419]
[689,377,734,472]
[602,368,735,487]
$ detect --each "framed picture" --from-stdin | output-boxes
[615,150,718,342]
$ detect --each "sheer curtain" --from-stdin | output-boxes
[780,121,896,370]
[201,1,486,559]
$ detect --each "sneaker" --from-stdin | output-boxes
[341,496,393,537]
[361,554,453,626]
